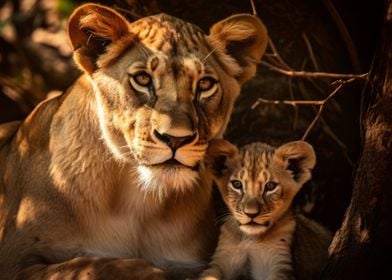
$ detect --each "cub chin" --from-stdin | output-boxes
[200,139,332,280]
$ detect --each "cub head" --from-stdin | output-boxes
[205,140,316,236]
[67,4,268,193]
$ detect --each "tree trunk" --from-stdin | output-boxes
[322,1,392,279]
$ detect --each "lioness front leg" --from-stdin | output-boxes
[16,257,167,280]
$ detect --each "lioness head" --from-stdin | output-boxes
[67,4,267,192]
[205,140,316,236]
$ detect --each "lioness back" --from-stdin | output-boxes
[202,140,332,280]
[0,3,268,280]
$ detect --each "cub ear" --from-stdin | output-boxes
[68,3,130,74]
[274,141,316,185]
[209,14,268,83]
[204,139,240,179]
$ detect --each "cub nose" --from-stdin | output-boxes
[153,130,197,151]
[244,199,261,219]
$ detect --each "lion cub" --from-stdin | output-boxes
[201,140,332,280]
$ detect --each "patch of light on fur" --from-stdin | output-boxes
[91,78,128,160]
[136,165,199,200]
[16,197,37,229]
[182,55,203,72]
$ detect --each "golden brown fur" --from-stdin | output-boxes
[202,140,332,280]
[0,4,268,279]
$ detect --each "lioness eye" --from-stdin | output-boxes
[197,77,217,92]
[264,181,278,192]
[230,180,243,190]
[132,71,152,87]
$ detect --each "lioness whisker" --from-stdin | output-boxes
[202,47,218,63]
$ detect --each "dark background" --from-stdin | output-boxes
[0,0,385,232]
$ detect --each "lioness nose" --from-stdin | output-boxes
[153,130,197,151]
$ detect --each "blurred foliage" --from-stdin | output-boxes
[58,0,77,18]
[0,0,384,232]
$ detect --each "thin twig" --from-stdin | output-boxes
[265,38,292,70]
[247,0,361,162]
[252,78,357,140]
[262,35,367,80]
[302,104,324,140]
[260,61,368,79]
[288,78,299,130]
[302,33,320,71]
[249,0,257,16]
[295,79,353,164]
[251,98,324,109]
[301,82,344,140]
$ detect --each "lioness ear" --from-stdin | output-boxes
[209,14,268,83]
[205,139,239,179]
[68,3,130,74]
[274,141,316,185]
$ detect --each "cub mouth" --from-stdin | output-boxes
[239,220,272,236]
[244,220,271,227]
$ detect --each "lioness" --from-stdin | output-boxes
[202,140,332,280]
[0,3,267,280]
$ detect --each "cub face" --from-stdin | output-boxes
[67,4,268,192]
[205,140,316,236]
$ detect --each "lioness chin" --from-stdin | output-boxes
[0,3,268,280]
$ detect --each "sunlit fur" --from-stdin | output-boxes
[201,140,331,280]
[0,4,269,279]
[136,165,199,198]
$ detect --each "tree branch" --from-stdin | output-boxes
[252,78,357,140]
[260,61,368,79]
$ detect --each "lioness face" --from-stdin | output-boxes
[205,140,316,237]
[68,5,268,191]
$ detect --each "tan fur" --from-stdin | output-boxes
[201,140,332,280]
[0,4,268,280]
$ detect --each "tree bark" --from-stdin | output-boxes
[322,1,392,279]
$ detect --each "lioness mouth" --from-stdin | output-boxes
[164,158,182,165]
[150,158,183,167]
[154,158,200,171]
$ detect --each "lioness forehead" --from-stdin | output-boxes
[130,13,210,56]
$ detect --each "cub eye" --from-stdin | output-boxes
[132,71,152,87]
[197,77,217,92]
[264,181,278,192]
[230,180,243,190]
